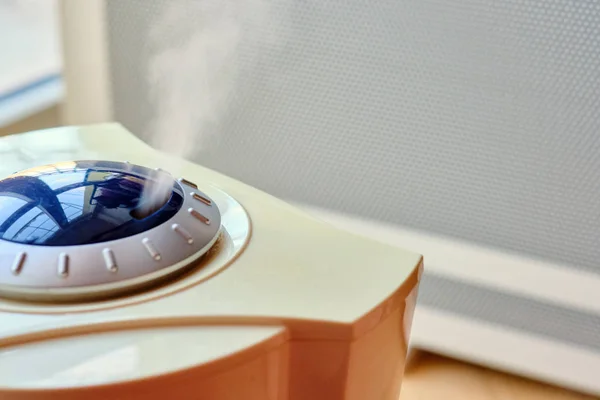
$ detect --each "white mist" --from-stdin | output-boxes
[137,0,282,212]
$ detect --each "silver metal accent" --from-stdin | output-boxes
[188,207,210,225]
[58,253,69,277]
[172,223,193,244]
[191,192,212,206]
[142,238,161,261]
[11,252,26,275]
[178,177,198,189]
[103,248,118,272]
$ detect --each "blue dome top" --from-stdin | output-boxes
[0,161,183,246]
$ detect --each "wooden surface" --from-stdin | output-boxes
[399,351,596,400]
[0,105,60,137]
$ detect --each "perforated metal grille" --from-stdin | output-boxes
[420,274,600,354]
[106,0,600,275]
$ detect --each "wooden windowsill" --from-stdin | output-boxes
[400,351,595,400]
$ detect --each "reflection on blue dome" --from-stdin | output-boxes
[0,161,183,246]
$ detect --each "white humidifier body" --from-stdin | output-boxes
[0,124,422,400]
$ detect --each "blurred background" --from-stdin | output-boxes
[0,0,62,137]
[1,1,599,399]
